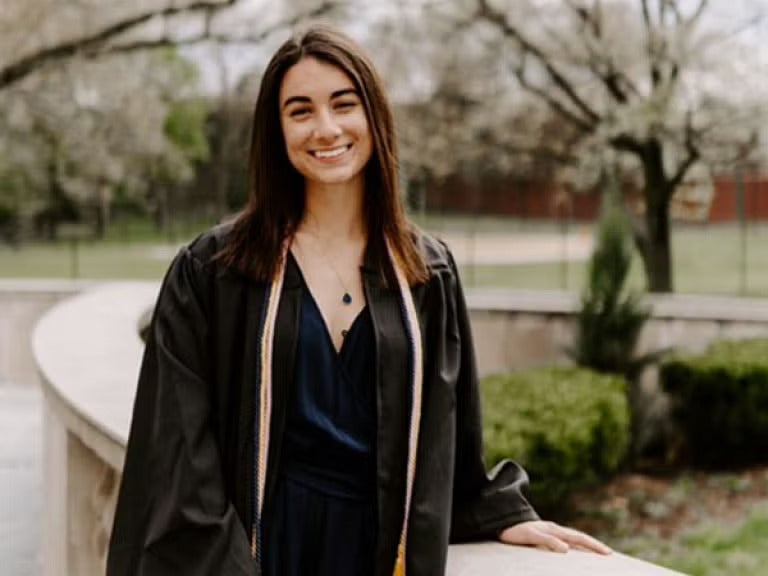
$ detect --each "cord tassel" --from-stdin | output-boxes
[393,543,406,576]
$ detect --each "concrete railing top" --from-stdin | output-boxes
[33,282,158,471]
[468,288,768,323]
[33,282,691,575]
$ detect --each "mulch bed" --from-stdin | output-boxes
[567,466,768,540]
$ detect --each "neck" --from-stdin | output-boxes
[301,180,366,243]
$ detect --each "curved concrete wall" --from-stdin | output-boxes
[33,284,156,576]
[0,280,92,386]
[29,282,711,576]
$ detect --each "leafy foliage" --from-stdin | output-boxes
[481,367,629,514]
[661,339,768,468]
[0,48,209,239]
[164,100,210,164]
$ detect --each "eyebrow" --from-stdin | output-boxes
[282,88,359,110]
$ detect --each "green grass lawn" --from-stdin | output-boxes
[0,240,180,279]
[460,222,768,297]
[620,505,768,576]
[0,217,210,280]
[569,467,768,576]
[2,220,768,298]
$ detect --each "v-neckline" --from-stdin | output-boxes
[290,251,367,356]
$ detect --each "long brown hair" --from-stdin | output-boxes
[216,24,428,285]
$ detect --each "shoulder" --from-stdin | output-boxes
[184,220,235,266]
[410,226,456,276]
[159,221,237,291]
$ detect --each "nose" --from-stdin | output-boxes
[312,107,342,141]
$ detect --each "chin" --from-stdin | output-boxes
[305,168,364,187]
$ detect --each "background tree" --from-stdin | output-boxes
[366,2,580,215]
[0,0,341,91]
[411,0,768,292]
[0,0,344,240]
[0,50,208,238]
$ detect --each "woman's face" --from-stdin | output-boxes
[279,57,373,191]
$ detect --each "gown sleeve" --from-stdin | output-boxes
[446,249,540,542]
[106,247,253,576]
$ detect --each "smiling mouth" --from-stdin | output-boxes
[311,144,352,159]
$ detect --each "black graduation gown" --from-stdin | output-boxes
[106,224,539,576]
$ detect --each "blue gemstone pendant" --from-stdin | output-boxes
[342,293,352,305]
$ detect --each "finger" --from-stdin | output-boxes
[547,525,612,555]
[569,534,612,555]
[537,532,570,553]
[525,528,570,553]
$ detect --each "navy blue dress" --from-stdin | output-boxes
[264,264,378,576]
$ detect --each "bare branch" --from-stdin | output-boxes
[99,1,343,55]
[689,0,709,26]
[610,133,645,155]
[563,1,630,103]
[481,130,581,165]
[641,0,652,31]
[477,0,602,125]
[0,0,241,89]
[668,113,700,194]
[667,0,684,25]
[642,0,663,87]
[511,61,596,133]
[565,0,601,37]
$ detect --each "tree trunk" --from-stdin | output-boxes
[153,184,169,233]
[640,199,673,292]
[94,184,110,239]
[638,140,674,293]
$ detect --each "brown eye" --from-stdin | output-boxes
[334,100,357,111]
[289,107,311,118]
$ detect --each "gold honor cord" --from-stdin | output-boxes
[251,243,288,560]
[387,240,424,576]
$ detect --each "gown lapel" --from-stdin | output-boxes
[262,255,303,530]
[362,265,412,575]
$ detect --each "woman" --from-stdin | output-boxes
[107,25,609,576]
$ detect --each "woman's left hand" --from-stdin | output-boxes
[499,521,612,555]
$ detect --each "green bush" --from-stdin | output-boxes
[481,367,630,514]
[661,339,768,468]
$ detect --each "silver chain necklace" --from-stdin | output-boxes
[295,230,356,306]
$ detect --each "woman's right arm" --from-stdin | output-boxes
[107,247,252,576]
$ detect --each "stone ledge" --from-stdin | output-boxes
[446,543,684,576]
[467,288,768,323]
[33,282,158,465]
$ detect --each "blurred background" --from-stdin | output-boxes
[1,0,767,296]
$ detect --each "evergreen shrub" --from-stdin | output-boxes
[570,190,650,380]
[481,366,630,513]
[661,339,768,468]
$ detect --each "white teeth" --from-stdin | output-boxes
[313,146,348,159]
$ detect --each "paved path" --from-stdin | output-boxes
[0,384,42,576]
[436,231,593,266]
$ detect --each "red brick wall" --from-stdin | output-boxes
[425,174,768,222]
[709,177,768,222]
[424,176,601,221]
